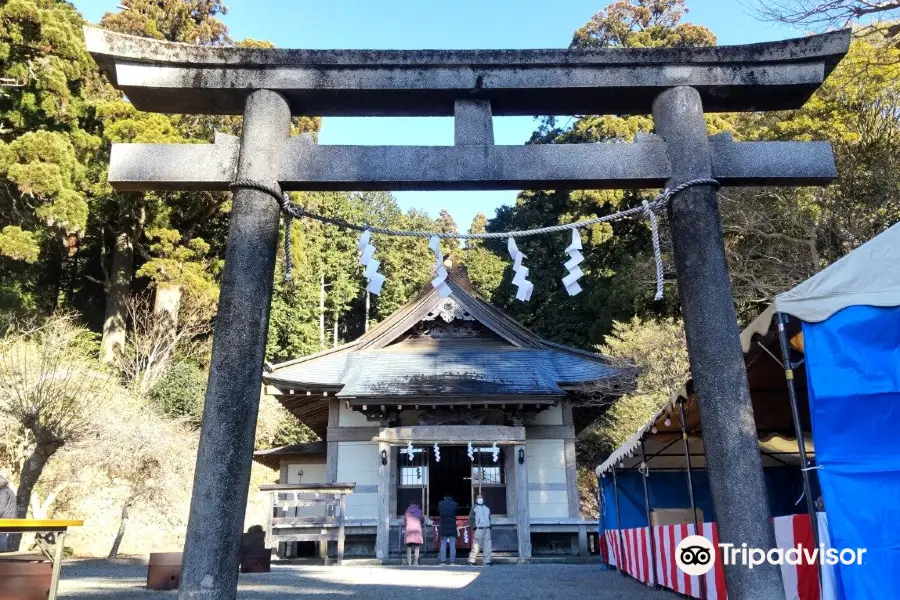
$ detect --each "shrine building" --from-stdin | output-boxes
[254,270,628,559]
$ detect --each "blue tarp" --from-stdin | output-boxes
[599,467,811,533]
[803,305,900,600]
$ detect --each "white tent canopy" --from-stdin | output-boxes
[775,221,900,322]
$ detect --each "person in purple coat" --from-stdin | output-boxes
[403,501,425,566]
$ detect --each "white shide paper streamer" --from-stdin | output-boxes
[429,236,452,297]
[507,237,534,302]
[357,230,385,295]
[562,229,584,296]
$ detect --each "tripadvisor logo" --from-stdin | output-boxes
[676,535,716,576]
[675,534,868,575]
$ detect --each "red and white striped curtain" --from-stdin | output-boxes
[603,514,836,600]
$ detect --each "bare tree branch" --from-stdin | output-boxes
[115,292,212,394]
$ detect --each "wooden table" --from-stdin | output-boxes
[0,519,83,600]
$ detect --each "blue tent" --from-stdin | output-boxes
[775,222,900,600]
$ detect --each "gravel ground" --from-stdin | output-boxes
[59,560,674,599]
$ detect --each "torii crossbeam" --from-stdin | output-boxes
[85,26,850,600]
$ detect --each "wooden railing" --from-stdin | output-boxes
[259,483,355,565]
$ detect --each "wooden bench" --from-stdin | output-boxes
[0,519,83,600]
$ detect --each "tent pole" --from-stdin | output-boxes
[611,465,625,576]
[775,312,822,583]
[678,401,701,534]
[639,439,659,588]
[679,401,706,600]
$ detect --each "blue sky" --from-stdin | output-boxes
[75,0,800,230]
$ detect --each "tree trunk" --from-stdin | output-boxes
[154,284,182,325]
[333,312,338,349]
[101,229,134,363]
[108,501,133,559]
[319,274,326,349]
[808,226,820,272]
[39,234,67,313]
[9,443,58,551]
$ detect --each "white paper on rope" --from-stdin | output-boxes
[507,237,533,302]
[358,229,385,295]
[563,229,584,296]
[428,236,452,297]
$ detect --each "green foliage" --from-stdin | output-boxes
[99,0,230,45]
[0,0,99,313]
[578,317,688,465]
[471,0,716,349]
[136,228,219,301]
[570,0,716,48]
[462,213,506,298]
[270,418,317,447]
[147,360,207,425]
[435,209,460,259]
[266,191,437,361]
[0,226,38,262]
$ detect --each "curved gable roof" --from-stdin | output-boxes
[265,270,621,397]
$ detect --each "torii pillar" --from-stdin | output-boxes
[84,26,850,600]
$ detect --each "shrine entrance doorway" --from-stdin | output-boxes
[425,446,470,517]
[396,445,507,518]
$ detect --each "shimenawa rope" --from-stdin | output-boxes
[228,178,721,300]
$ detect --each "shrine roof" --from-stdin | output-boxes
[265,271,625,399]
[253,442,326,470]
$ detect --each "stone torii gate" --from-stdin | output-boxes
[84,27,849,600]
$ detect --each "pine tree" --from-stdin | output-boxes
[0,0,99,313]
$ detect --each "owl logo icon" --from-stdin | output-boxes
[675,535,716,576]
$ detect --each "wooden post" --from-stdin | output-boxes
[561,401,580,519]
[337,494,346,565]
[611,466,624,576]
[265,492,274,551]
[577,526,589,558]
[327,400,339,483]
[375,441,391,560]
[48,531,66,600]
[514,444,532,558]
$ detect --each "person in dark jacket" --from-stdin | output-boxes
[437,494,458,564]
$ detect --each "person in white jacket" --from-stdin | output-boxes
[0,475,17,552]
[467,494,492,566]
